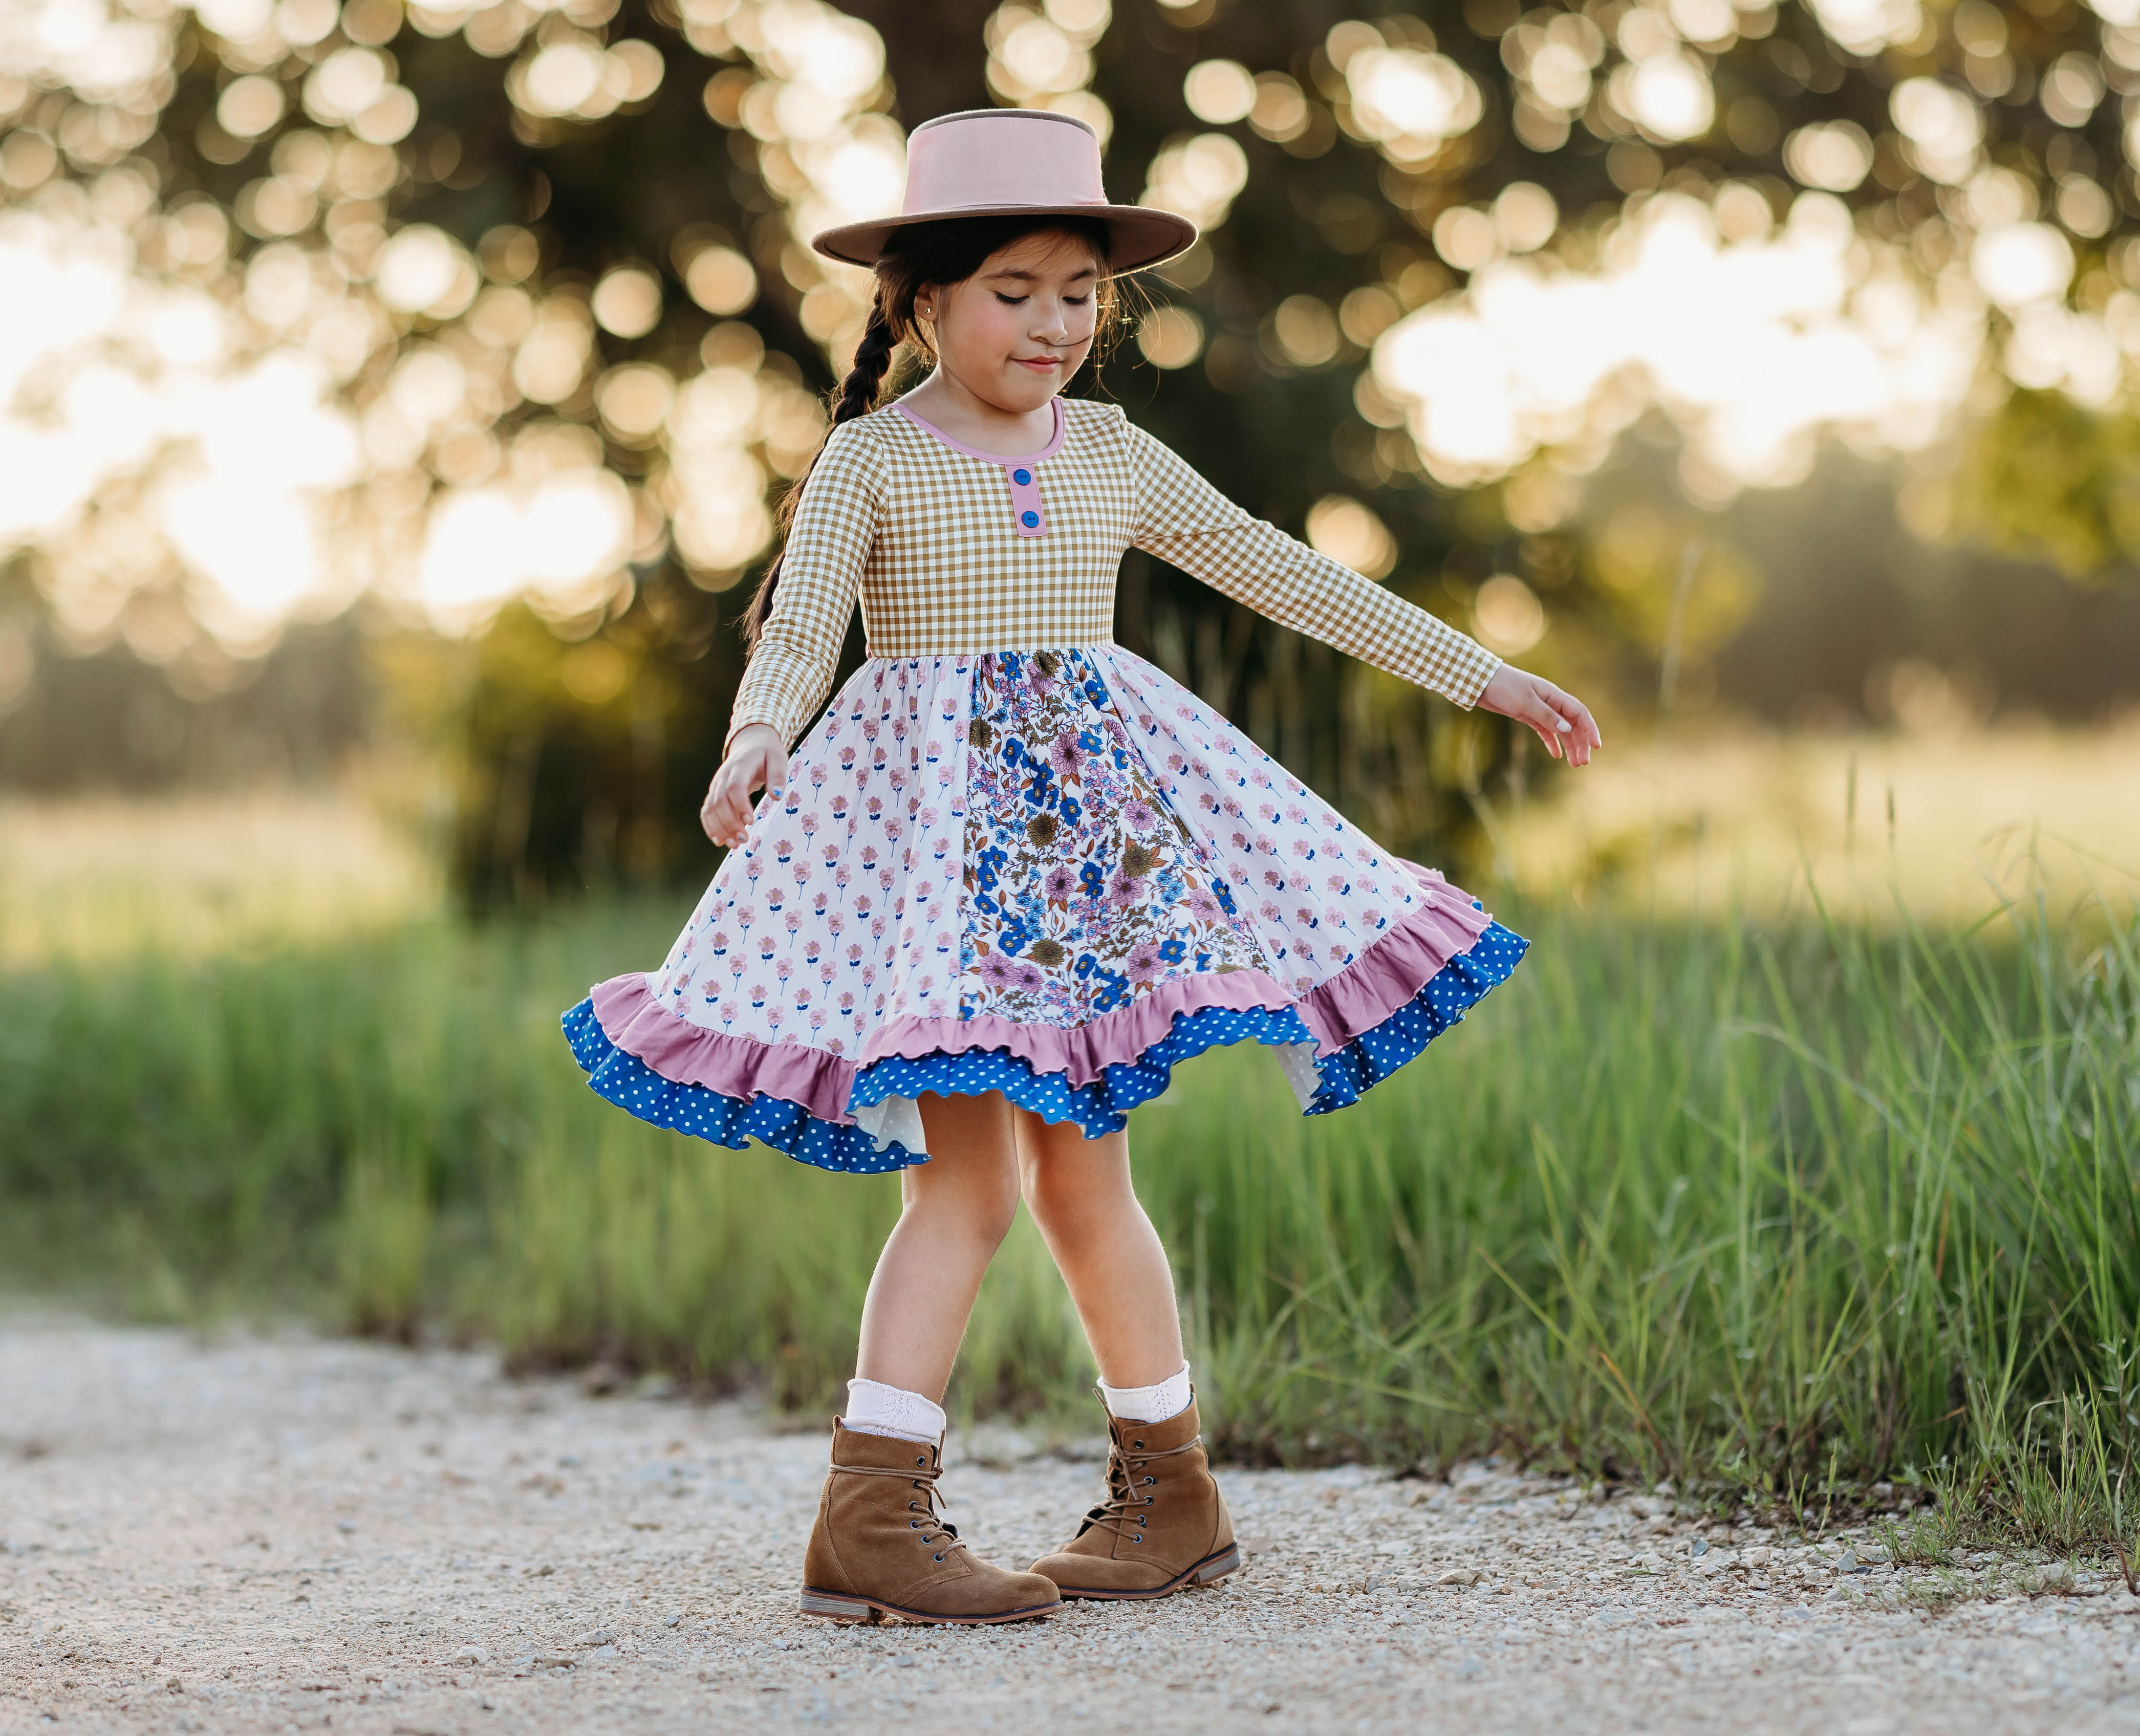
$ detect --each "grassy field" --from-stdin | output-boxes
[1496,718,2140,923]
[2,761,2136,1564]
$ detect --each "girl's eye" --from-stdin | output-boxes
[1066,295,1091,306]
[993,293,1028,306]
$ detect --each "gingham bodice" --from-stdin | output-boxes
[725,396,1500,750]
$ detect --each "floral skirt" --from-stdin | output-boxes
[561,646,1526,1172]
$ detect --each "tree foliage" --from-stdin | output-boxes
[4,0,2138,898]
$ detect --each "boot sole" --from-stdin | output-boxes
[1049,1542,1243,1600]
[798,1588,1064,1625]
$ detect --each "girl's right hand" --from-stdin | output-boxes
[701,724,788,847]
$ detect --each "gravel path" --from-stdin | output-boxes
[3,1318,2135,1734]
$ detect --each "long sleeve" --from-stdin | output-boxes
[1120,414,1501,708]
[725,418,884,751]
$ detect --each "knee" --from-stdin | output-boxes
[1020,1147,1121,1243]
[901,1092,1024,1250]
[905,1161,1021,1252]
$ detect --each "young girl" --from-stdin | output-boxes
[564,108,1599,1626]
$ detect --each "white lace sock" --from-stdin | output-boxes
[1099,1362,1193,1424]
[842,1378,945,1445]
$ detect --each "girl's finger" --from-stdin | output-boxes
[1539,686,1601,760]
[717,783,746,839]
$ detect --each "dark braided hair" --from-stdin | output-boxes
[741,212,1118,652]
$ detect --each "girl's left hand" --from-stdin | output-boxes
[1475,665,1602,766]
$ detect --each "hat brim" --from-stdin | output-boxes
[810,204,1199,275]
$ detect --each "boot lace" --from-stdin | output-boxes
[837,1460,964,1562]
[1079,1433,1202,1546]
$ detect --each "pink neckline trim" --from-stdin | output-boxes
[892,396,1066,466]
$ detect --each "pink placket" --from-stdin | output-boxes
[1004,458,1047,537]
[892,397,1066,539]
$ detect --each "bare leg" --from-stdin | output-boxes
[853,1091,1022,1400]
[1015,1114,1184,1388]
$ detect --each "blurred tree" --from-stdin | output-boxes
[1951,386,2140,574]
[4,0,2139,905]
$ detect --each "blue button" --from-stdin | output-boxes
[1012,467,1032,486]
[1021,509,1040,528]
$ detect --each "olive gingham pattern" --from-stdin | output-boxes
[726,399,1501,750]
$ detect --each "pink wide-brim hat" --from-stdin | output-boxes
[810,108,1199,275]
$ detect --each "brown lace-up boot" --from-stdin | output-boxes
[799,1421,1064,1624]
[1029,1394,1240,1598]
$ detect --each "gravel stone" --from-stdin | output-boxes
[3,1317,2136,1734]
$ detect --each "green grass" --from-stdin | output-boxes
[2,885,2135,1564]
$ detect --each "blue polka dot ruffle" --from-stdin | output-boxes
[1301,918,1528,1116]
[559,919,1528,1173]
[848,1001,1322,1139]
[560,997,917,1174]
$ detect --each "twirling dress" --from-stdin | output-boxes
[561,396,1528,1170]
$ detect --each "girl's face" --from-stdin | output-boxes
[920,230,1104,416]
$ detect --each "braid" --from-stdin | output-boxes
[832,299,899,424]
[740,293,902,652]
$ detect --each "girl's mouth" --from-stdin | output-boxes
[1012,356,1062,372]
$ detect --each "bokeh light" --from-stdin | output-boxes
[5,0,2140,687]
[596,363,676,444]
[1473,574,1547,655]
[1341,38,1484,162]
[1890,77,1983,184]
[591,266,663,339]
[1492,183,1558,253]
[1304,495,1396,578]
[0,0,941,659]
[1374,189,1989,495]
[218,75,287,139]
[1806,0,1924,55]
[1783,122,1874,193]
[1972,223,2077,310]
[1142,134,1250,229]
[1183,59,1256,124]
[683,244,758,316]
[1136,306,1205,370]
[376,226,475,316]
[985,0,1114,143]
